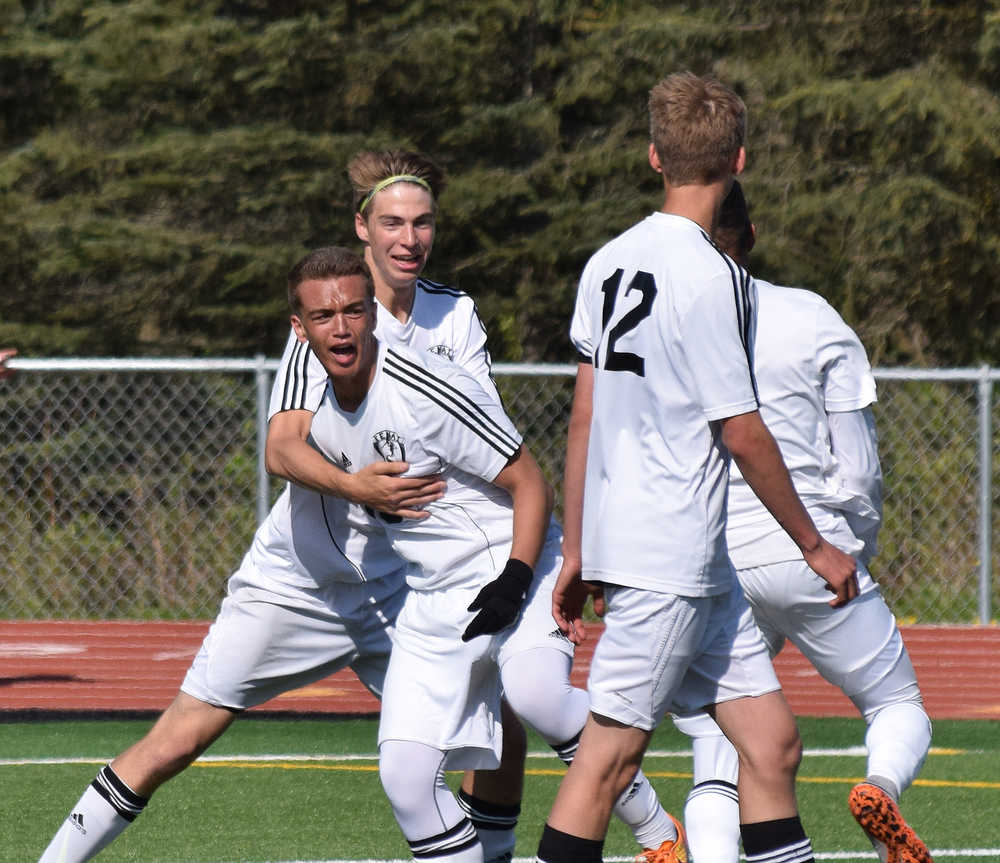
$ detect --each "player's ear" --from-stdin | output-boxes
[355,211,370,244]
[290,314,308,343]
[648,142,663,174]
[732,146,746,176]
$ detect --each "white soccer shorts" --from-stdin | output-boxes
[737,560,921,718]
[588,582,778,731]
[377,582,506,771]
[181,565,406,710]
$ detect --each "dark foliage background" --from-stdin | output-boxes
[2,0,998,365]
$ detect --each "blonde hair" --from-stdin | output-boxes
[648,72,746,185]
[347,150,446,214]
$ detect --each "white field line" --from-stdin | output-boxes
[0,745,965,767]
[202,852,1000,862]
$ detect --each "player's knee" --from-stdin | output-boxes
[740,720,801,779]
[380,741,432,813]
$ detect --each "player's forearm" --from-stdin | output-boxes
[722,411,822,554]
[560,363,593,565]
[509,486,552,571]
[497,449,554,570]
[265,432,355,499]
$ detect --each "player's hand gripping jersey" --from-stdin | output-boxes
[309,342,562,592]
[570,212,758,596]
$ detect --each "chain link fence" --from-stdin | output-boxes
[1,360,997,623]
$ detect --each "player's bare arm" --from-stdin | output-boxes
[491,445,553,570]
[560,364,591,584]
[265,408,444,518]
[0,347,16,381]
[555,361,604,638]
[720,409,859,607]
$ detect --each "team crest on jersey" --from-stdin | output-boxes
[427,344,454,360]
[372,430,405,462]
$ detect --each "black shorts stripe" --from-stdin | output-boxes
[384,349,520,458]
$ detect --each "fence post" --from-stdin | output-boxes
[255,354,270,526]
[978,365,994,624]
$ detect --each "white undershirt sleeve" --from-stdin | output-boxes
[828,407,883,563]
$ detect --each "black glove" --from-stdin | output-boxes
[461,558,534,642]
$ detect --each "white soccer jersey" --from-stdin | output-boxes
[570,212,758,597]
[309,342,544,592]
[246,478,402,588]
[726,279,878,568]
[269,277,497,419]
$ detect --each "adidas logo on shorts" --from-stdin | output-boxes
[70,812,86,835]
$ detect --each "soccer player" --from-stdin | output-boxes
[537,72,859,863]
[673,180,933,863]
[286,244,554,863]
[266,150,675,862]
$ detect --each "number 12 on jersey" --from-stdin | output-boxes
[594,269,657,377]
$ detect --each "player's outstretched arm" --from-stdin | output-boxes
[265,409,444,518]
[0,347,17,381]
[721,409,859,607]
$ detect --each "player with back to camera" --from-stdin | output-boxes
[672,180,933,863]
[536,71,860,863]
[265,150,677,862]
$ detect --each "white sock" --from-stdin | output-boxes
[684,780,740,863]
[865,701,932,794]
[38,766,147,863]
[613,768,677,850]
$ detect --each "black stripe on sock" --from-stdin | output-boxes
[741,815,808,856]
[456,788,521,829]
[91,765,148,822]
[537,823,602,863]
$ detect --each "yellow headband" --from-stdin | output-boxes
[358,174,433,213]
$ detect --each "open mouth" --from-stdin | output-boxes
[329,344,358,366]
[392,253,423,270]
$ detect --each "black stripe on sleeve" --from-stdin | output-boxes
[278,340,311,411]
[384,349,520,458]
[706,233,759,403]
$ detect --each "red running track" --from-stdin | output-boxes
[1,621,998,720]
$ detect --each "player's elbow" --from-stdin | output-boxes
[263,436,291,480]
[719,410,769,461]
